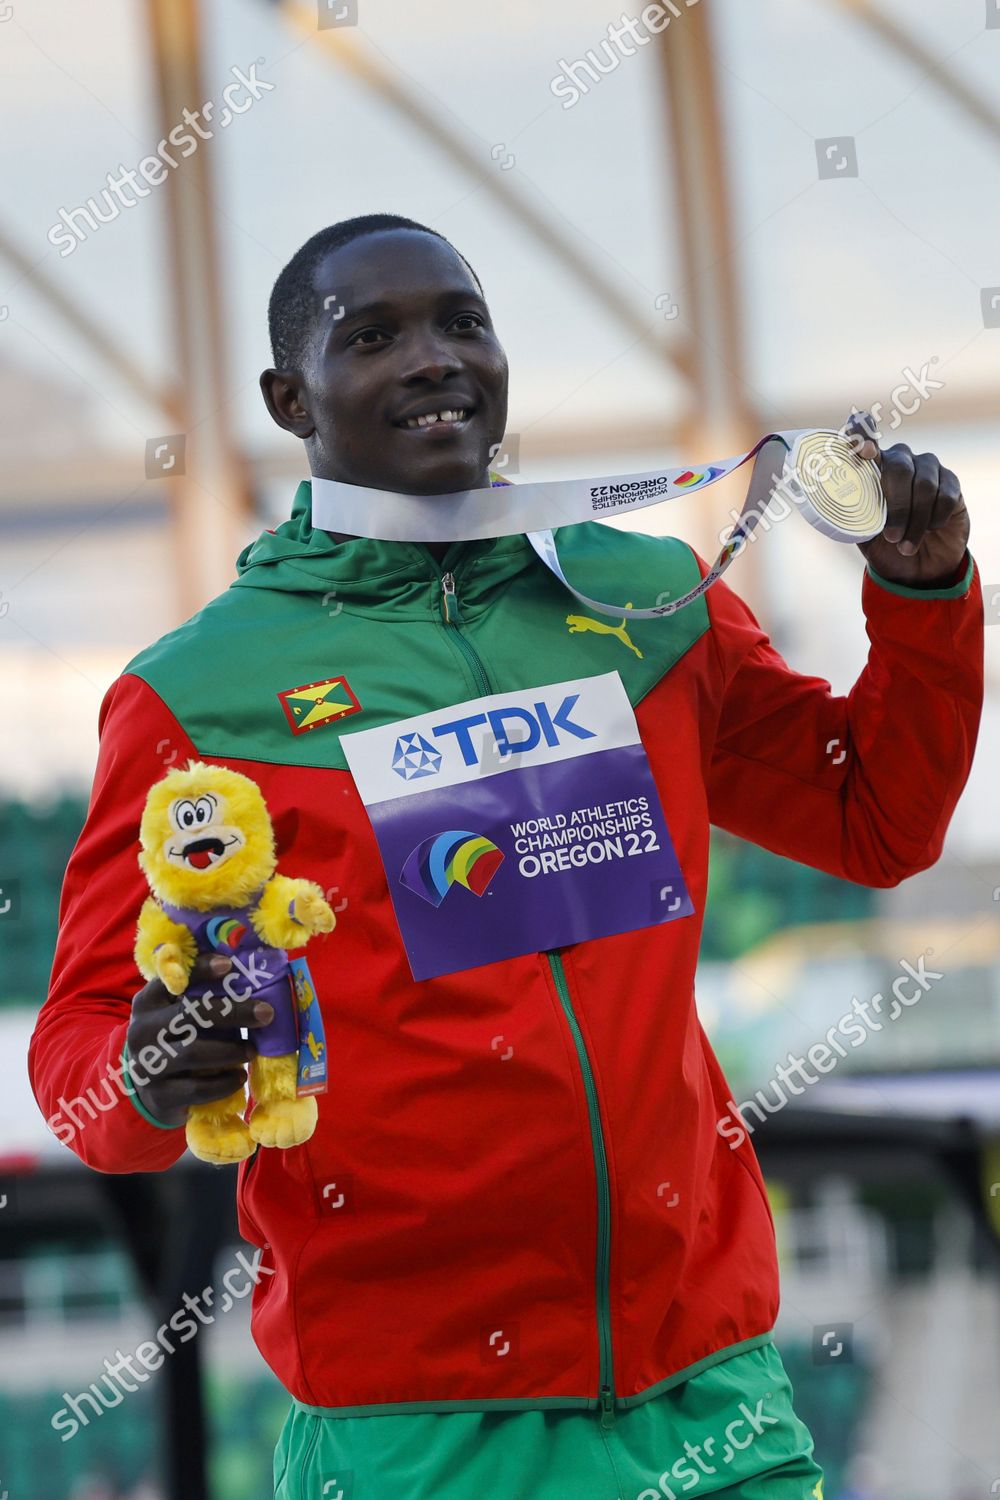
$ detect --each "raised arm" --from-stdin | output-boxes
[703,424,982,884]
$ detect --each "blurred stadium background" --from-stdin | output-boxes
[2,0,1000,1496]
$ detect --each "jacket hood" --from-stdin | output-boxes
[232,478,537,614]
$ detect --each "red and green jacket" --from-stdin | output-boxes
[28,479,983,1419]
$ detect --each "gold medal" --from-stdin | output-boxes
[785,430,886,543]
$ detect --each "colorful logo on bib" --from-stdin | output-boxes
[278,675,362,735]
[674,465,724,489]
[400,830,504,907]
[205,916,248,950]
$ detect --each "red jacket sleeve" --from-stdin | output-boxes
[703,552,983,886]
[27,673,199,1172]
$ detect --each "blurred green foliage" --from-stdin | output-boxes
[0,1367,292,1500]
[0,795,89,1007]
[702,828,873,959]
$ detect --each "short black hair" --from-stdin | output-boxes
[266,213,483,371]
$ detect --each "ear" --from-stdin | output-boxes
[272,806,299,856]
[259,367,316,439]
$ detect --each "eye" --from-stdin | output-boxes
[451,313,484,332]
[173,799,198,831]
[170,794,217,832]
[348,327,389,348]
[193,795,216,825]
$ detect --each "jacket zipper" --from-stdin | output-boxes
[437,567,492,695]
[548,949,616,1430]
[428,556,616,1428]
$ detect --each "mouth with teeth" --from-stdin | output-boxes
[396,407,474,434]
[168,834,241,871]
[181,837,226,870]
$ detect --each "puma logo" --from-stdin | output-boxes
[566,606,643,659]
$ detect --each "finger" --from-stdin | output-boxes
[171,1065,249,1093]
[899,452,940,552]
[130,977,172,1015]
[130,951,233,1015]
[127,1011,250,1062]
[182,955,284,1027]
[878,443,915,543]
[127,994,275,1068]
[181,1072,249,1109]
[131,993,275,1052]
[169,1037,255,1073]
[180,989,278,1031]
[148,1069,249,1116]
[927,466,963,532]
[190,952,235,984]
[843,410,880,463]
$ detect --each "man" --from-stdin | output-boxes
[30,214,983,1498]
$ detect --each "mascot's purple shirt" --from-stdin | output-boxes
[159,897,300,1058]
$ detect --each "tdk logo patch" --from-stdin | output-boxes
[431,693,594,766]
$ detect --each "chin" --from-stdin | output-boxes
[395,450,489,497]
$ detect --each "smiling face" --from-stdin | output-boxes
[164,790,245,873]
[260,228,509,496]
[138,762,276,911]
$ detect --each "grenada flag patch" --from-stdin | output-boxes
[278,675,362,735]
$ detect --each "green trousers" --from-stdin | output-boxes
[273,1342,824,1499]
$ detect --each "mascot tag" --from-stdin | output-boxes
[290,956,328,1095]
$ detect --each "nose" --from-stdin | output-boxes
[398,326,464,385]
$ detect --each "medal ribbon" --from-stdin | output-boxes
[310,427,885,620]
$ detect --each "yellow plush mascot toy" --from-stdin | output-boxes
[134,760,335,1164]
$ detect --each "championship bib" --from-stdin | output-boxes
[341,672,693,981]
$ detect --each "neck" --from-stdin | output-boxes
[311,468,497,568]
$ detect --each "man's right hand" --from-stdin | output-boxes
[124,953,275,1128]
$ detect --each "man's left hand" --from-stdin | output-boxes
[843,411,970,587]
